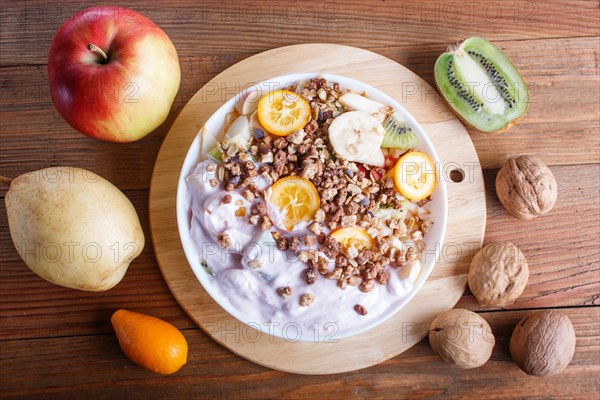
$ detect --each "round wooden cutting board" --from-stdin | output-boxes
[149,44,486,374]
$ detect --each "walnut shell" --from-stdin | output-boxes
[496,156,557,220]
[429,309,495,369]
[468,242,529,307]
[510,310,576,376]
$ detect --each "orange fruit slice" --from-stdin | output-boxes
[257,89,311,136]
[330,227,375,251]
[111,309,188,375]
[269,176,320,230]
[393,151,437,201]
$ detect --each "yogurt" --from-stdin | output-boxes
[184,160,422,342]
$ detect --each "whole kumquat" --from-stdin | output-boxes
[111,309,188,375]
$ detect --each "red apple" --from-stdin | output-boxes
[48,6,180,142]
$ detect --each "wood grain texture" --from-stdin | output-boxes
[1,31,598,193]
[1,163,598,341]
[456,163,600,310]
[1,307,598,399]
[0,190,195,341]
[0,0,599,396]
[1,0,599,67]
[149,43,486,373]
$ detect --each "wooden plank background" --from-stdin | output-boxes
[1,0,598,398]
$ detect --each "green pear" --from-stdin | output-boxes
[3,167,144,291]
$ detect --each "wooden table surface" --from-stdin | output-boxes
[1,1,598,398]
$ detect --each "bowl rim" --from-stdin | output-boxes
[176,72,448,342]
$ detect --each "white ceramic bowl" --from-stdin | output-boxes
[177,73,447,341]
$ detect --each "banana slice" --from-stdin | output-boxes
[357,148,385,167]
[328,111,384,163]
[339,92,385,114]
[339,92,393,122]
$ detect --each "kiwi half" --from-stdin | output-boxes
[381,113,420,150]
[435,37,528,133]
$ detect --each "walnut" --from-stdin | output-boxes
[242,189,255,201]
[273,137,287,149]
[216,233,232,249]
[288,236,300,251]
[273,150,287,175]
[320,234,340,258]
[468,242,529,307]
[376,271,389,285]
[301,160,318,180]
[260,216,272,230]
[495,156,558,220]
[307,222,322,235]
[221,195,232,205]
[316,256,329,274]
[305,268,318,284]
[247,259,262,269]
[346,245,359,259]
[275,236,288,251]
[347,275,361,286]
[247,184,260,196]
[277,286,292,298]
[287,129,306,144]
[297,250,310,263]
[251,202,266,216]
[304,119,318,134]
[259,143,271,155]
[429,309,495,369]
[327,267,343,280]
[359,279,374,293]
[355,250,371,266]
[304,235,316,247]
[335,255,348,268]
[299,293,314,307]
[509,310,576,376]
[354,304,368,316]
[314,209,325,223]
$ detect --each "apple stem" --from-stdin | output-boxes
[0,175,12,187]
[87,43,109,63]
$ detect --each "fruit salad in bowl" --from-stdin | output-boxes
[177,73,447,341]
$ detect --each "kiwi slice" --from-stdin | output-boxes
[434,37,528,133]
[207,146,223,162]
[381,113,420,150]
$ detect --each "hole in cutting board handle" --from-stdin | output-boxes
[449,168,465,183]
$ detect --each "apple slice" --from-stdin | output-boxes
[238,91,262,115]
[224,115,251,147]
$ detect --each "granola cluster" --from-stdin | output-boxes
[211,78,433,315]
